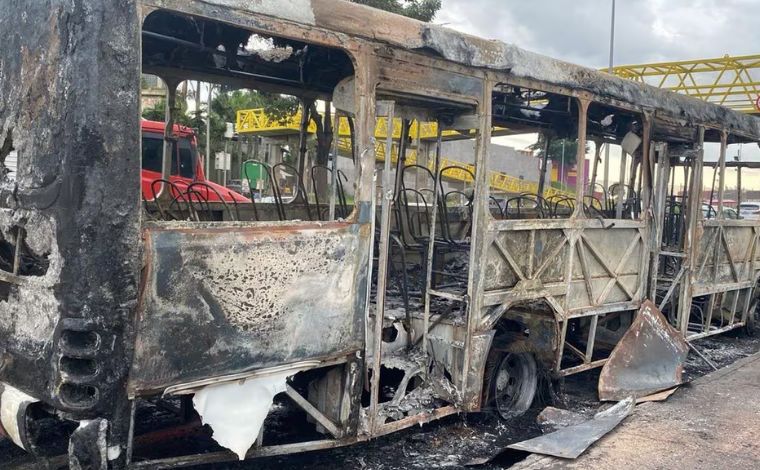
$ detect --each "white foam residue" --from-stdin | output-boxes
[192,371,291,460]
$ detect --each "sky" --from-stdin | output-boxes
[435,0,759,68]
[434,0,760,191]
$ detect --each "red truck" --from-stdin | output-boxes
[141,119,248,202]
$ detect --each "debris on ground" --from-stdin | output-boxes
[2,335,758,469]
[506,397,635,459]
[535,407,587,434]
[636,387,679,403]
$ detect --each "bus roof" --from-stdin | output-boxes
[164,0,760,141]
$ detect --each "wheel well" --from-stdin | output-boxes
[490,309,559,370]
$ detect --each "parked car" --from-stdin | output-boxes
[703,203,740,219]
[739,201,760,220]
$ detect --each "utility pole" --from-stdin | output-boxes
[603,0,616,197]
[206,83,213,180]
[561,140,566,190]
[609,0,616,74]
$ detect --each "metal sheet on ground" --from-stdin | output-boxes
[637,386,679,403]
[598,300,690,401]
[506,397,634,459]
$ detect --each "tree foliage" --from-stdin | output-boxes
[210,90,298,124]
[529,135,589,167]
[349,0,442,22]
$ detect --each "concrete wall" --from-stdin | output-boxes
[348,140,548,197]
[233,136,549,199]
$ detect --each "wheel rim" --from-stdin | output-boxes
[493,352,536,419]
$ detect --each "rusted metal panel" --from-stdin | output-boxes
[129,222,368,394]
[693,223,760,290]
[599,301,689,401]
[482,221,647,314]
[375,54,484,106]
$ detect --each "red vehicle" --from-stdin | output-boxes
[141,119,249,203]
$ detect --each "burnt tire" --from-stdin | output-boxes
[483,349,538,419]
[746,300,759,336]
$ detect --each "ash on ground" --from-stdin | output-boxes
[198,332,760,470]
[2,335,758,469]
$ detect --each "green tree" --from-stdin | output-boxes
[142,98,195,127]
[210,90,297,124]
[530,136,588,167]
[349,0,442,21]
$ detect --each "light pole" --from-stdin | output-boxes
[206,83,213,179]
[561,139,566,190]
[603,0,616,196]
[608,0,616,74]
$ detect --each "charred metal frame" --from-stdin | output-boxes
[2,0,760,468]
[653,126,760,341]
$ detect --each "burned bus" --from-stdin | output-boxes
[1,0,759,468]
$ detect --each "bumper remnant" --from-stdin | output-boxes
[598,300,690,401]
[0,383,38,451]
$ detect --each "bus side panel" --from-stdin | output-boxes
[129,222,368,393]
[0,0,141,418]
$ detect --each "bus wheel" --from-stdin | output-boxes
[746,300,759,337]
[483,350,538,419]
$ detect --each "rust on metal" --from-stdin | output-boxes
[598,300,690,401]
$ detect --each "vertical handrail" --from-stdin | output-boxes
[717,131,728,219]
[422,125,443,357]
[615,150,627,219]
[678,126,706,336]
[329,112,342,221]
[311,165,350,221]
[310,165,328,221]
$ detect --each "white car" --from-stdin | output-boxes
[739,202,760,220]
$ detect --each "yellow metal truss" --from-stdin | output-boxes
[608,54,760,114]
[236,108,574,199]
[236,108,466,140]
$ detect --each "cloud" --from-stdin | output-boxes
[436,0,760,68]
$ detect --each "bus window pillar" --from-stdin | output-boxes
[640,113,653,214]
[717,131,728,218]
[461,82,493,411]
[573,98,591,216]
[677,126,705,335]
[650,143,671,299]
